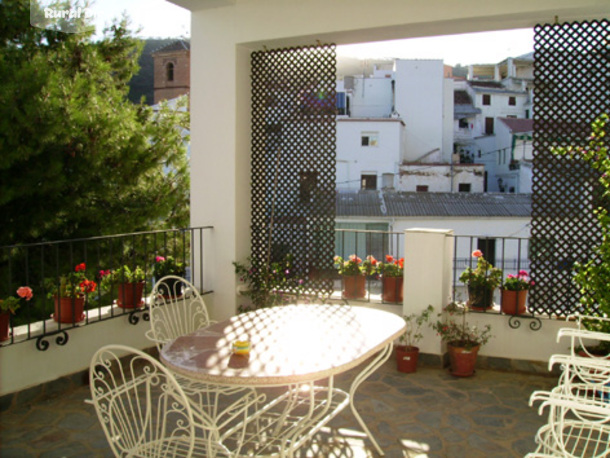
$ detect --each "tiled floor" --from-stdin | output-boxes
[0,357,557,457]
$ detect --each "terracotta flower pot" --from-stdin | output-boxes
[117,282,145,308]
[395,345,419,373]
[53,296,85,324]
[342,275,366,300]
[468,285,494,311]
[0,311,10,342]
[501,289,527,315]
[448,343,480,377]
[382,276,403,303]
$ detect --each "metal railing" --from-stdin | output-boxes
[0,227,213,349]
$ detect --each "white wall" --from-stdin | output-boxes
[349,77,393,118]
[403,228,576,365]
[336,119,404,190]
[397,164,485,192]
[0,311,153,396]
[176,0,607,318]
[394,60,446,161]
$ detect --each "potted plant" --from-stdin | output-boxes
[432,301,493,377]
[101,265,146,309]
[500,270,534,315]
[152,256,186,298]
[0,286,33,341]
[395,305,434,373]
[233,253,305,312]
[552,114,610,354]
[46,263,97,323]
[377,255,404,303]
[333,254,376,300]
[459,250,502,310]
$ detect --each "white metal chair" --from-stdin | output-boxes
[89,344,215,457]
[528,317,610,457]
[146,276,258,430]
[146,275,212,351]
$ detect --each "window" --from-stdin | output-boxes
[477,238,496,265]
[482,94,491,105]
[361,132,378,147]
[458,183,471,193]
[336,92,346,115]
[299,171,318,204]
[525,109,530,119]
[166,62,175,82]
[416,185,429,192]
[508,96,516,106]
[485,117,494,135]
[458,118,468,128]
[361,174,377,190]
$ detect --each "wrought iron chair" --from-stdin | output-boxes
[146,276,258,429]
[89,344,214,457]
[528,318,610,456]
[146,275,212,351]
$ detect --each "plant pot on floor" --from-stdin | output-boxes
[342,275,365,300]
[117,282,145,308]
[0,311,10,341]
[382,276,403,303]
[53,296,85,323]
[395,345,419,373]
[467,285,494,311]
[447,343,480,377]
[501,289,527,315]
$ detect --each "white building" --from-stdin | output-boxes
[491,117,534,193]
[337,59,457,191]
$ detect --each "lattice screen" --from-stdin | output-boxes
[530,20,610,316]
[250,44,337,294]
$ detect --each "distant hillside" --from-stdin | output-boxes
[128,38,177,105]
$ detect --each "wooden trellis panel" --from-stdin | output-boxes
[250,44,337,294]
[530,20,610,316]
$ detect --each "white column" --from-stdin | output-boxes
[403,228,454,355]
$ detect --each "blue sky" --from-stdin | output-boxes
[90,0,533,66]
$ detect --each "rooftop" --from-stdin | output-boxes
[336,191,531,218]
[499,117,534,133]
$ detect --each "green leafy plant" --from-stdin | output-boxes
[152,256,186,279]
[432,301,493,350]
[399,305,434,349]
[234,253,305,311]
[552,113,610,350]
[100,265,145,287]
[45,263,98,299]
[377,255,404,277]
[0,286,33,314]
[333,254,377,276]
[502,270,534,291]
[459,250,502,290]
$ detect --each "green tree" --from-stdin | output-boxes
[0,0,190,246]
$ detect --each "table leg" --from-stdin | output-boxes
[349,343,393,456]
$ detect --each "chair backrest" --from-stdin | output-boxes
[147,275,211,351]
[89,344,196,457]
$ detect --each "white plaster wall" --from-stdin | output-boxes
[349,77,393,118]
[442,77,455,162]
[336,119,403,190]
[402,228,576,364]
[394,60,445,161]
[397,165,484,192]
[177,0,607,318]
[0,316,153,396]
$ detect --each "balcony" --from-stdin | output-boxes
[0,226,584,455]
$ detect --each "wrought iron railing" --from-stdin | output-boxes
[0,227,213,350]
[452,235,543,329]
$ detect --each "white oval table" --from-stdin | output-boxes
[161,303,406,456]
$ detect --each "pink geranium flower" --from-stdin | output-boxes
[16,286,33,301]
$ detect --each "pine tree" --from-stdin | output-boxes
[0,0,190,246]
